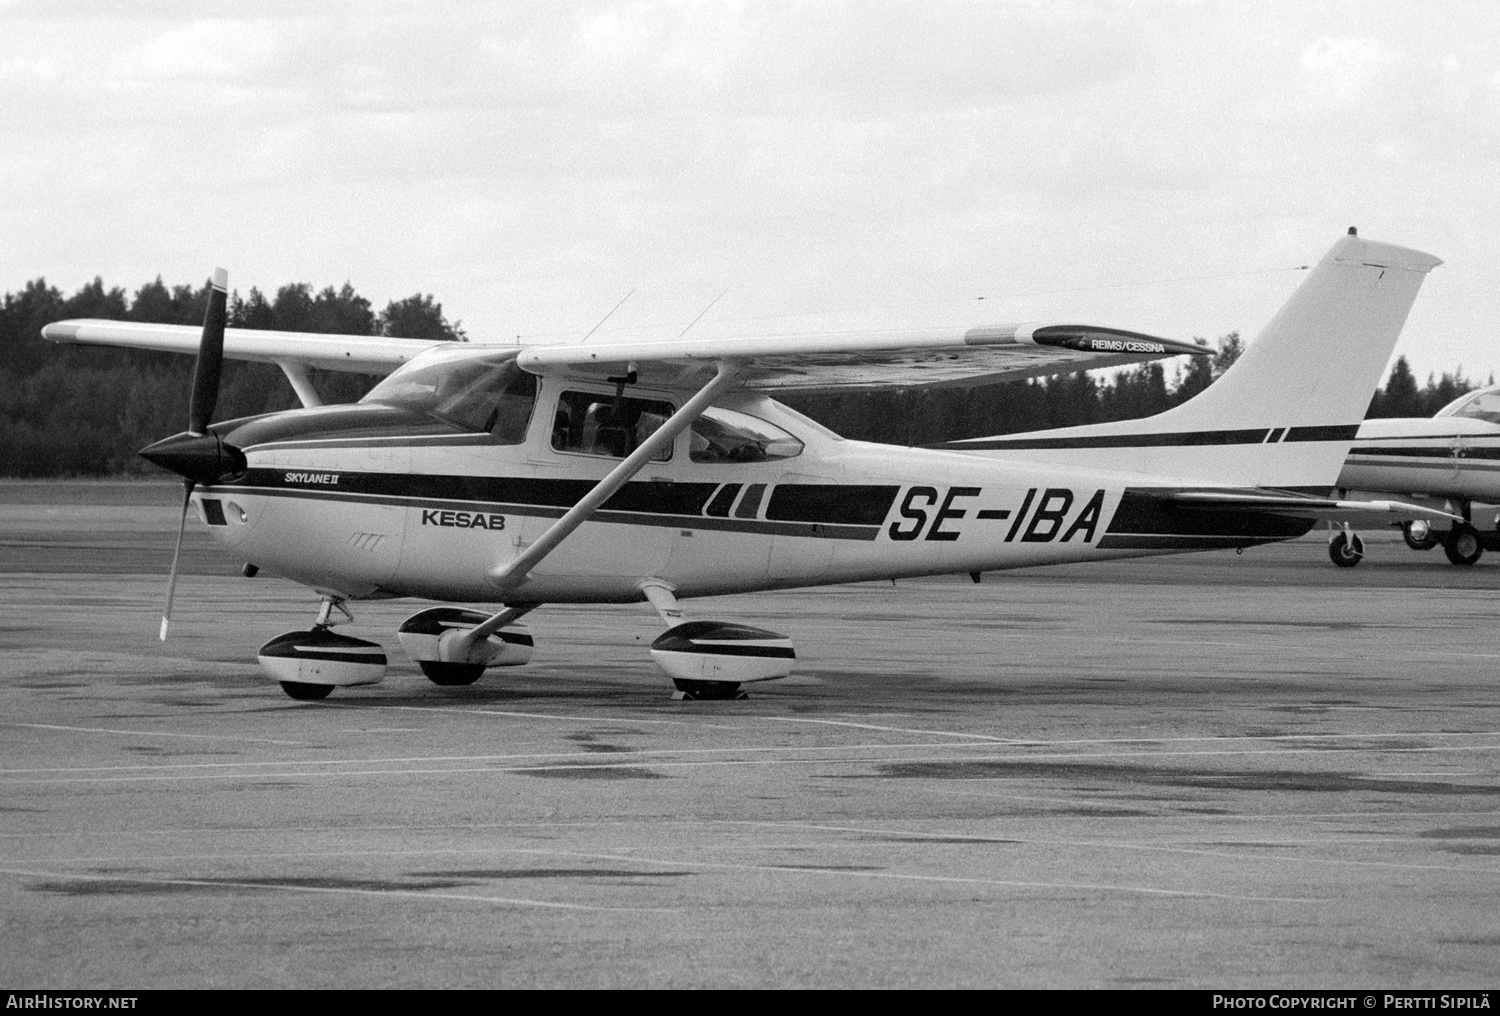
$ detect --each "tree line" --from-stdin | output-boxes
[0,275,1483,476]
[1,277,463,475]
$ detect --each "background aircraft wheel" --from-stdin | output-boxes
[280,681,334,700]
[420,661,485,686]
[1328,531,1363,568]
[1402,520,1439,551]
[1443,525,1483,566]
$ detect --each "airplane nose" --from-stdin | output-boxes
[138,431,247,485]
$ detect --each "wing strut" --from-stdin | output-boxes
[278,362,324,408]
[485,360,744,588]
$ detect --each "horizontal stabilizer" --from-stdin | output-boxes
[1165,490,1461,524]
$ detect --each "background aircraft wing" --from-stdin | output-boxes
[517,323,1209,391]
[41,319,450,375]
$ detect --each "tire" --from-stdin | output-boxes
[1443,524,1483,566]
[1328,531,1363,568]
[1403,521,1439,552]
[280,681,334,700]
[671,679,746,700]
[420,661,485,686]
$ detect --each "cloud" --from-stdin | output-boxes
[109,18,288,81]
[1298,36,1399,111]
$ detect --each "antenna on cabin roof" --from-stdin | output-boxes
[580,289,634,343]
[678,288,729,338]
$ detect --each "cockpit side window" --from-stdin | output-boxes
[551,390,675,461]
[689,407,803,463]
[361,353,537,442]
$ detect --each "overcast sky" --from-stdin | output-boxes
[4,0,1498,384]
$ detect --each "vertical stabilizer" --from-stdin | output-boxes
[1150,231,1441,434]
[945,232,1443,488]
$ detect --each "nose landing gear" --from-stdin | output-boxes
[257,596,388,700]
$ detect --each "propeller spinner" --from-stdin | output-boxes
[140,268,243,640]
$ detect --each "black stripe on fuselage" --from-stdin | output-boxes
[1283,424,1360,442]
[1095,487,1317,551]
[214,470,895,541]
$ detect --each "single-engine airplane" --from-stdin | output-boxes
[1324,382,1500,567]
[42,229,1451,701]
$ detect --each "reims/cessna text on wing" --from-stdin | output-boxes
[42,230,1450,701]
[1325,383,1500,567]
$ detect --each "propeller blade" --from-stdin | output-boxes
[187,268,229,436]
[159,481,194,641]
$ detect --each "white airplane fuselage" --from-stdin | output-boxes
[1339,415,1500,505]
[195,379,1307,606]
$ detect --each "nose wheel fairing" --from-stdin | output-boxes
[257,626,389,699]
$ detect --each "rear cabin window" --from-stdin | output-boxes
[1441,389,1500,424]
[689,407,804,463]
[551,390,675,460]
[361,352,537,443]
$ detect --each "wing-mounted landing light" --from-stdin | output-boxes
[139,268,241,640]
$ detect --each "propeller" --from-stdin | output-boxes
[140,268,236,640]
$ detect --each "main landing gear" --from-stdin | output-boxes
[1402,519,1440,552]
[396,605,536,684]
[1443,523,1484,566]
[640,582,795,701]
[1398,517,1482,565]
[1399,519,1483,565]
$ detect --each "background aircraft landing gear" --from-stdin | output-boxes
[257,598,388,700]
[1403,520,1439,551]
[1328,528,1364,568]
[1444,523,1483,566]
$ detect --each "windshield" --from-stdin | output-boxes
[690,407,803,463]
[1437,388,1500,424]
[361,350,536,441]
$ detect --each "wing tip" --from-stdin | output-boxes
[40,321,83,343]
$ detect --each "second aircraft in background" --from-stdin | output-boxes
[1328,384,1500,567]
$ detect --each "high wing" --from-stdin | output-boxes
[44,318,1206,391]
[517,323,1208,391]
[41,319,448,375]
